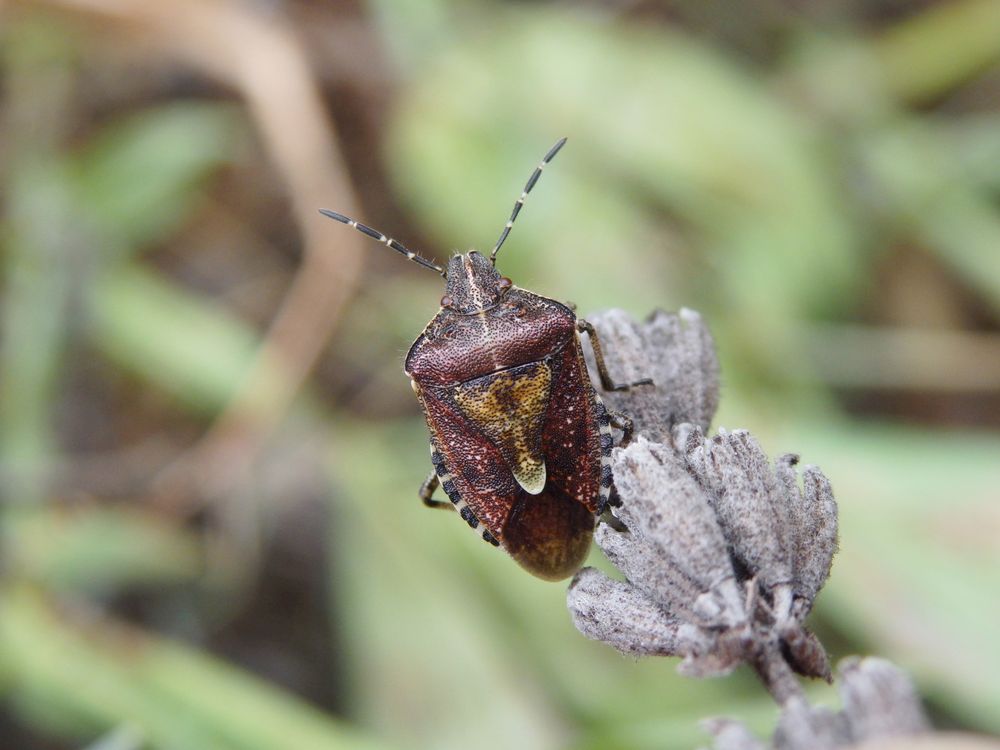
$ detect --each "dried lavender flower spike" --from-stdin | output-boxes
[610,438,745,627]
[701,717,768,750]
[567,567,701,657]
[838,657,930,740]
[684,429,796,595]
[561,309,942,750]
[593,522,706,624]
[773,698,847,750]
[566,309,841,704]
[793,464,839,608]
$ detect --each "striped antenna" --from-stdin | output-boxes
[490,137,568,264]
[319,209,446,277]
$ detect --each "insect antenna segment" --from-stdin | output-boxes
[318,209,447,277]
[490,136,568,265]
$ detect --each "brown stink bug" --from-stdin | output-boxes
[320,138,651,580]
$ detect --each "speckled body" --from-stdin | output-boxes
[405,252,614,580]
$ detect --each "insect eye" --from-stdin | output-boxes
[440,295,454,308]
[498,277,512,290]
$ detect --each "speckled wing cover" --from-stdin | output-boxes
[418,331,611,580]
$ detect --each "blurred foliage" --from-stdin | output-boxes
[1,1,999,749]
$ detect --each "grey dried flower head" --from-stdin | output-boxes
[566,309,933,749]
[765,658,929,750]
[568,309,838,701]
[836,657,929,740]
[569,432,837,695]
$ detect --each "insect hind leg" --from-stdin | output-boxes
[600,504,628,530]
[419,471,453,510]
[609,410,636,447]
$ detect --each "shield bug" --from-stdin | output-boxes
[320,138,651,580]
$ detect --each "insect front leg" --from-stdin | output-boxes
[419,471,453,510]
[576,319,653,392]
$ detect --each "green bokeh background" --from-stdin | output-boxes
[1,1,999,748]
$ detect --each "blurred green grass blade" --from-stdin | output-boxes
[861,122,1000,311]
[876,0,1000,103]
[87,264,260,415]
[944,114,1000,193]
[3,506,201,594]
[82,724,144,750]
[0,586,390,750]
[0,586,242,749]
[386,7,860,387]
[136,622,389,750]
[366,0,454,71]
[73,102,241,254]
[798,324,1000,392]
[779,421,1000,732]
[0,159,80,504]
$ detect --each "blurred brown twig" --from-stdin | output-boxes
[26,0,367,508]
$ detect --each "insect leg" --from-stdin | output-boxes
[577,319,654,392]
[608,410,635,447]
[419,471,453,510]
[601,504,628,527]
